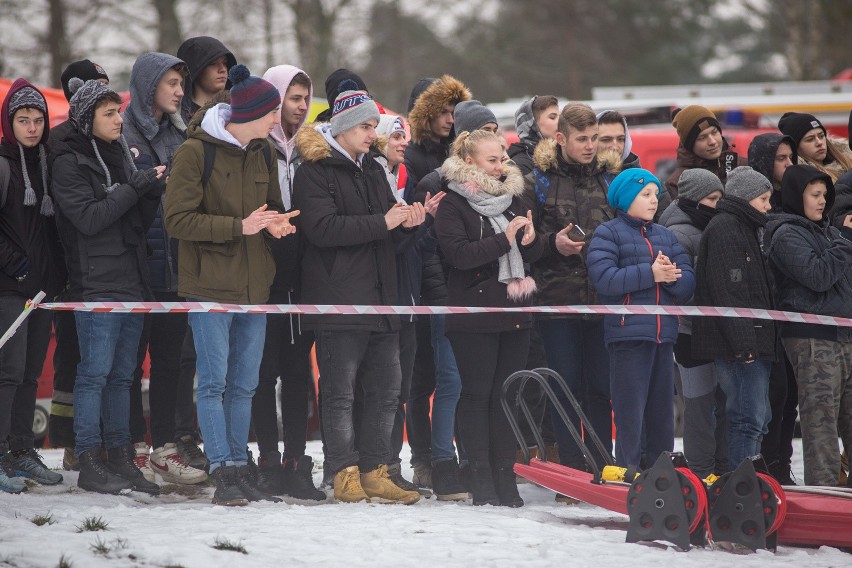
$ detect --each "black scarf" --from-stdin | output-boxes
[677,198,717,230]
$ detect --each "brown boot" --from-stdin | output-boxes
[360,465,420,505]
[333,465,369,503]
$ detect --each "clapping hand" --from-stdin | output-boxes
[651,250,681,283]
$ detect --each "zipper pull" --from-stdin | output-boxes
[620,315,625,326]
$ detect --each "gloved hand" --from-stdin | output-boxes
[129,168,160,194]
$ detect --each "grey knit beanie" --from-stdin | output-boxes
[330,90,379,137]
[677,168,724,202]
[725,166,773,202]
[453,100,497,135]
[68,77,118,138]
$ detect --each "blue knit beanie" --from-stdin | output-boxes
[607,168,662,212]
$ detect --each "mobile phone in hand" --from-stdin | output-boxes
[568,224,586,241]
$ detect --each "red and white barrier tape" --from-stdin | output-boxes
[37,301,852,328]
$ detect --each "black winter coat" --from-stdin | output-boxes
[413,168,448,306]
[507,140,535,176]
[0,144,65,299]
[293,126,415,332]
[51,133,160,301]
[404,138,448,191]
[435,157,544,333]
[766,214,852,341]
[691,197,776,362]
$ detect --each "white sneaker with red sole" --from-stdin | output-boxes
[151,443,208,485]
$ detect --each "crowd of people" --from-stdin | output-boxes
[1,35,851,507]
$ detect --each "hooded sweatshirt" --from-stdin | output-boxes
[507,97,542,176]
[747,133,798,212]
[176,37,236,124]
[122,52,188,294]
[0,79,65,298]
[262,64,313,206]
[766,165,852,340]
[595,109,639,167]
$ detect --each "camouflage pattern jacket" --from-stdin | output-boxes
[522,140,620,308]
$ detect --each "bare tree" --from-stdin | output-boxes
[153,0,184,55]
[284,0,354,85]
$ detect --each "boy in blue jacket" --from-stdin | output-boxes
[588,168,695,468]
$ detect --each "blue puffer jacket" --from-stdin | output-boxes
[588,213,695,345]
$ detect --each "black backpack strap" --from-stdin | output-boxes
[0,156,10,209]
[201,140,216,189]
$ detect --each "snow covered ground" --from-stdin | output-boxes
[0,440,849,568]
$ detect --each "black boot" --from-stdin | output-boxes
[470,462,499,506]
[106,445,160,495]
[78,448,134,495]
[256,451,287,495]
[432,459,469,501]
[493,464,524,508]
[766,460,797,486]
[282,455,326,501]
[237,464,282,502]
[211,465,249,506]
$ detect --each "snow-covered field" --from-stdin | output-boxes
[0,440,848,568]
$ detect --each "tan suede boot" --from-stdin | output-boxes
[360,464,421,505]
[333,465,369,503]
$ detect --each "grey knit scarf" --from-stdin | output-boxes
[446,180,526,286]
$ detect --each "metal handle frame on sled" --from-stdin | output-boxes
[500,367,613,482]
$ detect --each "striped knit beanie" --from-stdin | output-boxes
[330,90,379,136]
[228,64,281,124]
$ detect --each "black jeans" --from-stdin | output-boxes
[49,308,80,448]
[252,312,315,460]
[761,352,797,468]
[390,320,417,464]
[129,292,189,448]
[520,319,552,447]
[0,295,53,452]
[316,329,401,474]
[175,323,199,440]
[448,329,530,467]
[406,317,435,466]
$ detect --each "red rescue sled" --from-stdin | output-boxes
[516,458,852,549]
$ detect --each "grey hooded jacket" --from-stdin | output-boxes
[122,51,187,292]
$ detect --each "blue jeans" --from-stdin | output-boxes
[189,311,266,471]
[73,312,144,455]
[538,317,612,469]
[715,359,772,469]
[431,314,462,463]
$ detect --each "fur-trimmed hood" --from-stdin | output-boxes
[294,123,333,162]
[532,138,622,176]
[408,75,471,144]
[440,155,524,198]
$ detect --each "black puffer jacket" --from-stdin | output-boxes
[51,132,161,301]
[412,168,448,305]
[691,197,776,362]
[293,125,415,332]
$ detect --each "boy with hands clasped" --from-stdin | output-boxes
[588,168,695,468]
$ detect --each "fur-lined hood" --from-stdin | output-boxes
[294,123,333,162]
[440,155,524,198]
[408,75,471,144]
[532,138,622,175]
